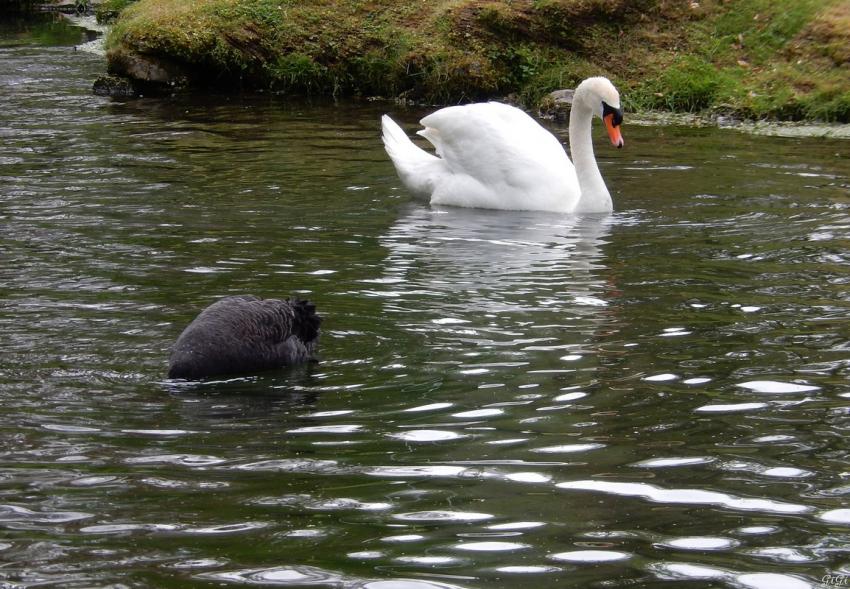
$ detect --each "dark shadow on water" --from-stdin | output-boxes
[160,363,322,420]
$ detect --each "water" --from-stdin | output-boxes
[1,14,849,589]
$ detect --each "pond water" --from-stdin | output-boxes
[2,14,849,589]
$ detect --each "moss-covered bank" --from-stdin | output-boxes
[105,0,850,122]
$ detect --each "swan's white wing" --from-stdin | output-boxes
[418,103,579,211]
[382,114,449,199]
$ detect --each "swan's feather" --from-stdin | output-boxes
[168,295,321,380]
[381,114,447,199]
[384,103,580,212]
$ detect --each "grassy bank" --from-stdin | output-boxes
[105,0,850,122]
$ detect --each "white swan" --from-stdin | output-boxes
[381,76,624,213]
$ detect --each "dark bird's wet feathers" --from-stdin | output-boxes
[167,295,321,380]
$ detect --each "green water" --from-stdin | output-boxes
[1,14,849,589]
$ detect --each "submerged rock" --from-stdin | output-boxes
[92,74,136,97]
[538,89,575,121]
[107,48,188,89]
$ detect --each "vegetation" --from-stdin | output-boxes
[105,0,850,122]
[96,0,137,23]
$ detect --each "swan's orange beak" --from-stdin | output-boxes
[604,113,624,148]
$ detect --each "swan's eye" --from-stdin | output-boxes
[602,102,623,127]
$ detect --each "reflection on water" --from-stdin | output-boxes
[380,205,612,309]
[373,206,616,374]
[1,13,849,589]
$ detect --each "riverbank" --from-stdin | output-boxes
[103,0,848,122]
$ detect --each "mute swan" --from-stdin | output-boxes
[168,295,321,379]
[381,76,624,213]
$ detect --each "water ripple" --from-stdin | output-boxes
[233,459,343,473]
[2,22,849,588]
[366,466,471,478]
[737,380,820,394]
[0,505,93,524]
[393,511,493,523]
[532,443,605,454]
[550,550,631,562]
[389,430,466,442]
[452,541,529,552]
[658,536,739,550]
[125,454,228,467]
[556,480,812,515]
[197,565,343,586]
[648,562,813,589]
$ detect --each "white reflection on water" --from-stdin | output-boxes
[694,402,769,413]
[552,391,587,402]
[403,402,454,412]
[388,430,466,442]
[451,408,504,418]
[253,495,393,512]
[632,456,714,468]
[746,547,814,563]
[658,536,739,550]
[649,562,813,589]
[381,534,426,543]
[198,564,469,588]
[496,565,562,573]
[550,550,631,562]
[643,373,679,382]
[375,204,614,344]
[737,526,779,535]
[503,472,551,483]
[124,454,228,467]
[532,443,605,454]
[819,509,850,524]
[393,511,493,522]
[287,424,364,434]
[452,541,530,552]
[556,480,812,515]
[366,465,470,478]
[395,556,460,565]
[736,380,821,394]
[487,521,546,531]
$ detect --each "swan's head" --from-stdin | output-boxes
[577,77,624,149]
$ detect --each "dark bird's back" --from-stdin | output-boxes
[167,295,321,380]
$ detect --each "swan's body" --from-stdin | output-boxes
[168,295,321,380]
[382,76,623,213]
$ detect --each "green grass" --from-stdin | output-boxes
[106,0,850,122]
[708,0,823,62]
[95,0,136,24]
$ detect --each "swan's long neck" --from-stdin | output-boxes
[568,101,612,213]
